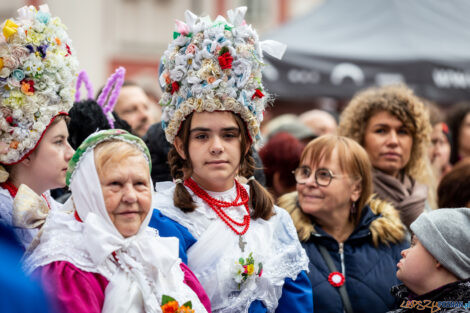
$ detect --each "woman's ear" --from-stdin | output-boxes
[350,179,362,203]
[174,137,186,160]
[21,156,32,166]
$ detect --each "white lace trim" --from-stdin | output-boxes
[153,182,309,313]
[23,206,208,313]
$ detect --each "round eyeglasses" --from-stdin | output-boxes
[292,166,342,187]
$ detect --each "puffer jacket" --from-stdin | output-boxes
[388,279,470,313]
[278,192,409,313]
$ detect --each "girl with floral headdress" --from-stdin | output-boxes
[0,5,78,249]
[151,7,312,313]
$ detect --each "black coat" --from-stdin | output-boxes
[388,279,470,313]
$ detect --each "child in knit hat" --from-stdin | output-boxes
[388,208,470,312]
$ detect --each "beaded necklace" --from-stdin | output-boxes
[184,177,250,252]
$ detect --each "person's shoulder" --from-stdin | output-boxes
[40,261,107,286]
[0,189,13,223]
[277,191,298,214]
[150,209,194,239]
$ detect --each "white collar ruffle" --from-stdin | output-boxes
[24,153,207,313]
[154,181,309,313]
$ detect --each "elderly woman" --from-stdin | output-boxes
[338,85,435,229]
[24,130,210,313]
[278,135,408,313]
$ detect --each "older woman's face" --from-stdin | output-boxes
[296,149,361,221]
[363,111,413,177]
[99,154,151,237]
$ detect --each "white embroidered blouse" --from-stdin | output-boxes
[154,181,309,313]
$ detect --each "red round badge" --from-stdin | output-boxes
[328,272,345,287]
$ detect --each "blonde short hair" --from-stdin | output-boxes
[299,135,372,226]
[94,140,148,178]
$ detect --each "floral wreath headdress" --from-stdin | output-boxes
[0,5,79,165]
[159,6,286,144]
[74,66,126,129]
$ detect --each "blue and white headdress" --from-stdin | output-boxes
[159,6,286,144]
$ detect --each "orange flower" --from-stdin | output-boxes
[161,301,179,313]
[178,306,195,313]
[163,72,171,84]
[207,76,216,84]
[21,80,35,96]
[55,37,61,46]
[10,140,19,149]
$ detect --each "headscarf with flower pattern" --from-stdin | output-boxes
[159,6,286,144]
[0,5,79,165]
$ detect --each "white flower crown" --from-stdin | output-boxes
[0,5,79,164]
[159,6,285,144]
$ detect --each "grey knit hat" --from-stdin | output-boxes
[410,208,470,280]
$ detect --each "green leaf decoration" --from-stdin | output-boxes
[239,257,244,264]
[219,46,229,55]
[161,295,176,305]
[173,31,193,39]
[182,301,193,309]
[224,24,233,31]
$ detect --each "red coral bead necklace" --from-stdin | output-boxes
[184,177,250,251]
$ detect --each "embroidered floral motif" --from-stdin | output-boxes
[232,252,263,289]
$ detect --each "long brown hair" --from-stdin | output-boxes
[168,112,274,220]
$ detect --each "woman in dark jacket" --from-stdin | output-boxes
[278,135,409,313]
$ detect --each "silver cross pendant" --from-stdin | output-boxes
[238,235,247,252]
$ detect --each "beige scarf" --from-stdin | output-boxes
[372,168,427,229]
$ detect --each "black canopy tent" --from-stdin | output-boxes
[262,0,470,105]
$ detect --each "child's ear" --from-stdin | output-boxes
[174,137,186,160]
[21,156,32,166]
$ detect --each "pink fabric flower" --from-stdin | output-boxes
[186,44,196,55]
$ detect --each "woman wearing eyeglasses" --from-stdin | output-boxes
[278,135,409,313]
